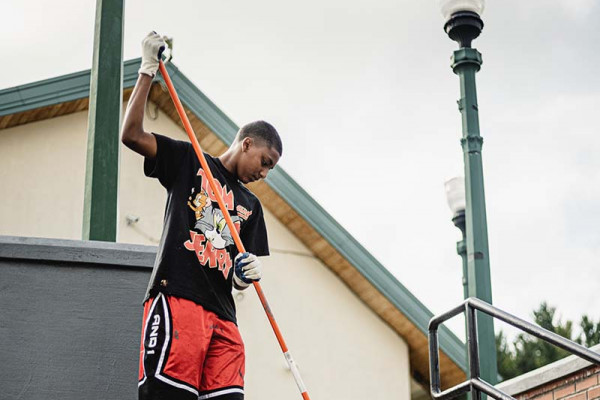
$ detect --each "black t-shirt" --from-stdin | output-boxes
[143,133,269,324]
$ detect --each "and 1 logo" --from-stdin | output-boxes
[146,314,160,355]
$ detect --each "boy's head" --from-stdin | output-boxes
[232,120,282,184]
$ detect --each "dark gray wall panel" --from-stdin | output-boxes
[0,257,151,400]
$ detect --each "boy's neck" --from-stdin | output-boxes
[218,147,238,177]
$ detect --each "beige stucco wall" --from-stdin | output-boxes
[0,104,411,399]
[0,111,88,239]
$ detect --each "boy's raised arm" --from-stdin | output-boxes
[121,74,157,158]
[121,32,166,159]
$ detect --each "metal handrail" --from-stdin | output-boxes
[429,297,600,400]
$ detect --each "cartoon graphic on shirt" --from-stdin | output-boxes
[205,210,237,248]
[184,168,247,279]
[188,187,239,249]
[187,188,210,220]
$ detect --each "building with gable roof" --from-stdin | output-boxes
[0,59,466,399]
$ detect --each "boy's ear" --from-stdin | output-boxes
[241,137,253,152]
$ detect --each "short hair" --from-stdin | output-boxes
[236,120,283,156]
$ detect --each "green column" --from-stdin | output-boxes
[452,48,498,385]
[82,0,124,242]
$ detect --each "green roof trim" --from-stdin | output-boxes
[0,60,467,371]
[0,60,139,116]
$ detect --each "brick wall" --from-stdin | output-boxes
[514,366,600,400]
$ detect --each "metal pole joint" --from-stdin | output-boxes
[461,136,484,153]
[452,48,482,72]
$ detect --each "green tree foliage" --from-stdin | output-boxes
[579,316,600,348]
[496,302,600,381]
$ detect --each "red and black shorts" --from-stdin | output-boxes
[138,293,245,400]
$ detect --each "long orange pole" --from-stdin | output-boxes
[158,60,310,400]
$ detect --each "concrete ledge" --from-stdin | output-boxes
[496,344,600,395]
[0,235,156,269]
[0,240,151,399]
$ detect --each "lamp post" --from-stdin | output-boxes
[445,177,468,301]
[440,0,498,387]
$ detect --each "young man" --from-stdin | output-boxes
[121,32,282,400]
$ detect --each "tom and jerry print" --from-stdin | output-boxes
[184,168,252,279]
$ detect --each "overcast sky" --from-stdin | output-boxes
[4,0,600,340]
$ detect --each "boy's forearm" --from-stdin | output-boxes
[121,74,153,146]
[121,74,158,157]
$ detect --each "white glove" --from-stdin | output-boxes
[139,31,166,77]
[233,252,262,289]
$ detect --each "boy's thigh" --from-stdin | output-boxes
[139,294,217,399]
[199,318,245,400]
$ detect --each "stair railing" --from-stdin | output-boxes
[429,297,600,400]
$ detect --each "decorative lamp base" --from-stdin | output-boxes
[444,11,484,48]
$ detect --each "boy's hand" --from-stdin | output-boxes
[139,31,166,77]
[233,253,262,289]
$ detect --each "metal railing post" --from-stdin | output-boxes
[466,304,481,400]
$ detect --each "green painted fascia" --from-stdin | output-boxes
[0,60,140,117]
[0,60,467,371]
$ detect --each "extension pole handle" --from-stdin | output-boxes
[157,60,310,400]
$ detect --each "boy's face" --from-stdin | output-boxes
[237,138,280,184]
